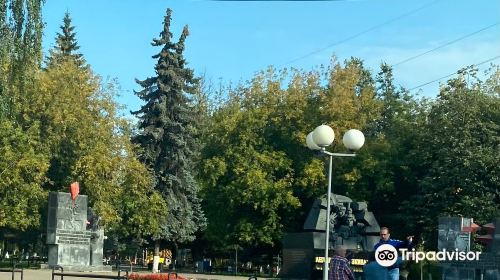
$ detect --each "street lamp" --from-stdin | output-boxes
[306,125,365,280]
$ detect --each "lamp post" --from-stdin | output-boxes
[306,125,365,280]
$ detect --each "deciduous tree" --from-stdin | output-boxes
[404,67,500,247]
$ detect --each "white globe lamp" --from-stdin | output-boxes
[312,125,335,147]
[306,132,321,150]
[342,129,365,151]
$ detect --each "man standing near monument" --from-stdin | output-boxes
[363,252,388,279]
[328,246,355,280]
[374,227,413,280]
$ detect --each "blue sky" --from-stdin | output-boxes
[42,0,500,115]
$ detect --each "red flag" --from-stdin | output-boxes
[483,223,496,235]
[70,182,79,202]
[462,222,481,233]
[477,234,493,245]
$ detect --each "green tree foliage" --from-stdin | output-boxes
[404,67,500,247]
[200,72,301,247]
[1,3,165,247]
[0,0,46,233]
[0,14,167,242]
[318,58,383,198]
[25,61,99,190]
[0,0,44,118]
[0,120,48,230]
[1,0,498,258]
[46,12,86,68]
[338,63,426,239]
[132,8,206,245]
[200,60,500,257]
[320,58,381,134]
[23,59,166,240]
[200,58,383,250]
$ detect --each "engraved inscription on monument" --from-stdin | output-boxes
[55,230,92,245]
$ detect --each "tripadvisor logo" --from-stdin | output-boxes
[375,244,482,266]
[399,248,482,263]
[375,244,398,267]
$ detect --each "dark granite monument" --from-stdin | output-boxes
[281,194,380,279]
[438,217,472,252]
[46,190,110,271]
[439,217,500,280]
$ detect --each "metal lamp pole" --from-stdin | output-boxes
[324,151,333,280]
[321,150,355,280]
[306,125,365,280]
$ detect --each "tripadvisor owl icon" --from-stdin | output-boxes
[375,244,398,267]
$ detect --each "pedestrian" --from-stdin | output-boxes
[363,252,388,280]
[328,245,355,280]
[374,227,413,280]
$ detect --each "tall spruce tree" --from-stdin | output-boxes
[132,8,205,271]
[46,12,85,68]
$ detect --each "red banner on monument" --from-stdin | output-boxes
[70,182,79,203]
[462,222,480,233]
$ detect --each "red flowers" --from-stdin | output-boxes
[128,273,187,280]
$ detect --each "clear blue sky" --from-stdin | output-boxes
[42,0,500,115]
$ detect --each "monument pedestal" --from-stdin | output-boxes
[46,192,108,272]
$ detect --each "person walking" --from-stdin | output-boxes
[328,245,355,280]
[363,252,388,280]
[374,227,413,280]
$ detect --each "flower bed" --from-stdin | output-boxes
[128,273,187,280]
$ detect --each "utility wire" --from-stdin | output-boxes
[392,22,500,67]
[269,0,498,93]
[408,55,500,91]
[279,0,440,67]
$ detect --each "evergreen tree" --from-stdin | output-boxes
[46,12,85,68]
[132,8,206,269]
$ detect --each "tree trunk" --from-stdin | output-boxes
[152,240,160,273]
[172,242,178,270]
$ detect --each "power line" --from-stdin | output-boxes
[408,55,500,91]
[279,0,441,67]
[392,22,500,67]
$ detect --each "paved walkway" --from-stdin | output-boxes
[182,273,259,280]
[0,269,259,280]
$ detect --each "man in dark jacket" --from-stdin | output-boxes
[374,227,413,280]
[363,251,388,280]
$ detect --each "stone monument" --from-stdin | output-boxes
[281,194,380,279]
[439,217,500,280]
[45,182,110,271]
[438,217,472,252]
[303,194,380,250]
